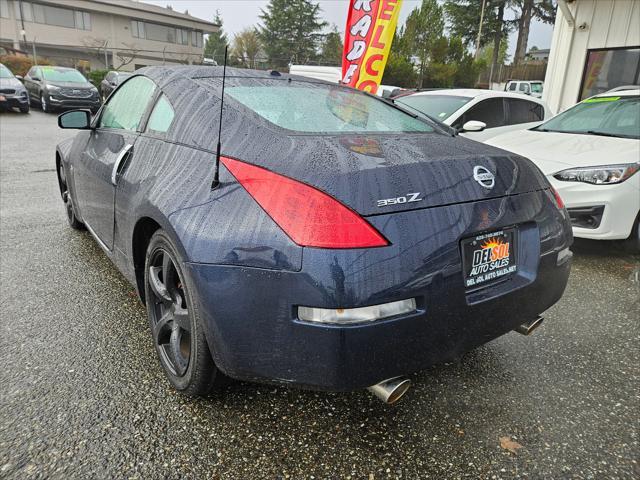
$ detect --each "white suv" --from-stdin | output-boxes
[505,80,544,98]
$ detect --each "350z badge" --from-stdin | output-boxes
[377,192,423,207]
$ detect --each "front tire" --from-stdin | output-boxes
[19,104,29,114]
[40,93,49,113]
[623,212,640,253]
[144,230,220,395]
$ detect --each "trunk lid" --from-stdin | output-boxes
[262,133,549,217]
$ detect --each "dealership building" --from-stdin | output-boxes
[0,0,218,71]
[544,0,640,113]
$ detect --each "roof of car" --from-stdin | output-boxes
[594,88,640,97]
[399,88,545,103]
[138,65,320,84]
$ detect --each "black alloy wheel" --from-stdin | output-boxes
[147,247,192,376]
[58,162,84,230]
[40,92,49,113]
[144,230,219,394]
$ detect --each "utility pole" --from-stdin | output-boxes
[104,40,109,69]
[32,38,37,65]
[18,0,27,45]
[475,0,487,60]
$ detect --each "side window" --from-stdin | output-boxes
[508,82,517,91]
[460,98,505,129]
[507,99,545,125]
[146,94,175,134]
[519,83,530,94]
[105,72,113,83]
[100,76,156,131]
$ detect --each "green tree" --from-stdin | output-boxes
[445,0,512,83]
[381,51,417,88]
[512,0,556,64]
[258,0,327,68]
[319,25,343,65]
[403,0,445,88]
[204,10,228,64]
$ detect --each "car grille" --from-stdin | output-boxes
[60,88,92,98]
[0,89,16,94]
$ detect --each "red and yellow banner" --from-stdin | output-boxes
[341,0,403,94]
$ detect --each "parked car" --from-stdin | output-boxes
[505,80,544,98]
[24,66,101,113]
[55,67,572,403]
[392,89,552,141]
[0,63,29,113]
[487,90,640,250]
[99,70,132,101]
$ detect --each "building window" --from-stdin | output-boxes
[579,47,640,100]
[177,29,189,45]
[131,20,145,38]
[0,0,10,19]
[145,22,176,43]
[15,2,91,30]
[192,31,203,48]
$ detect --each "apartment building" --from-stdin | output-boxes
[0,0,218,71]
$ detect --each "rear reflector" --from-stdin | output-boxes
[551,187,565,209]
[221,156,389,249]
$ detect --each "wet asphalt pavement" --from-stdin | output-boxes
[1,110,639,479]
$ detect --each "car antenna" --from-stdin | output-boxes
[211,45,228,189]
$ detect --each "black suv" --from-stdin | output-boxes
[24,66,101,113]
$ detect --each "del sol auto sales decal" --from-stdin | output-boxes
[341,0,403,93]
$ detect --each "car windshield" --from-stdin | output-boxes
[41,67,87,83]
[535,96,640,139]
[225,82,434,134]
[394,94,472,121]
[531,83,543,93]
[0,64,14,78]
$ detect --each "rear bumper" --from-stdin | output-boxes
[185,190,573,391]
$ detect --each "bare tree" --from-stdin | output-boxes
[115,43,141,70]
[232,29,261,68]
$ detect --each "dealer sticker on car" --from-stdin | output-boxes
[461,229,517,288]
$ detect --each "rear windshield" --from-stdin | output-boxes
[531,82,543,94]
[225,82,434,134]
[394,94,472,121]
[41,67,87,83]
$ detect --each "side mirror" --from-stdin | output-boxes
[58,109,93,129]
[110,81,117,86]
[31,76,40,82]
[15,75,23,82]
[462,120,487,132]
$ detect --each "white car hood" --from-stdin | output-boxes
[486,129,640,175]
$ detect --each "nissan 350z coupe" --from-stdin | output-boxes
[55,67,572,403]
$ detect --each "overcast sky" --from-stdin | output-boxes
[141,0,555,59]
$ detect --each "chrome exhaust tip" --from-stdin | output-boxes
[515,316,544,335]
[367,376,411,404]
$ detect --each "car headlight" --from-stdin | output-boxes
[553,163,640,185]
[46,84,60,92]
[298,298,417,325]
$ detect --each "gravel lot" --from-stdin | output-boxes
[1,109,639,479]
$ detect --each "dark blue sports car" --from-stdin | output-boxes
[56,67,572,403]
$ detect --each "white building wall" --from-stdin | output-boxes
[543,0,640,113]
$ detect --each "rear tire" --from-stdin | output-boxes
[144,230,221,395]
[58,162,84,230]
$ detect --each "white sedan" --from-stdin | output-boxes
[393,89,553,141]
[486,89,640,249]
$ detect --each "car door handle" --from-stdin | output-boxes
[111,144,133,186]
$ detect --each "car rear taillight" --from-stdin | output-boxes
[551,187,565,209]
[221,156,389,249]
